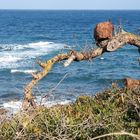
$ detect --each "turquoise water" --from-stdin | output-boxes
[0,10,140,107]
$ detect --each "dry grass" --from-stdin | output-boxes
[0,86,140,140]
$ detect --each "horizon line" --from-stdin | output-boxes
[0,8,140,11]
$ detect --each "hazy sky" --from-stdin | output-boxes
[0,0,139,10]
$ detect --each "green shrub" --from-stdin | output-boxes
[0,87,140,139]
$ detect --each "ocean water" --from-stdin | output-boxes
[0,10,140,111]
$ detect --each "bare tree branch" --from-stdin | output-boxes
[91,131,140,140]
[22,21,140,109]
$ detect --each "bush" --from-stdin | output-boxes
[0,86,140,139]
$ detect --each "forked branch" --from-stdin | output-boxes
[22,21,140,109]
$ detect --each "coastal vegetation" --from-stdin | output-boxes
[0,21,140,139]
[0,86,140,139]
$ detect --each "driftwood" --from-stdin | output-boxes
[22,21,140,109]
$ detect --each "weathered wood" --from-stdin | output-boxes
[22,54,70,109]
[106,30,140,51]
[22,21,140,109]
[22,48,104,109]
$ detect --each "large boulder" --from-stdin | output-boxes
[94,21,113,42]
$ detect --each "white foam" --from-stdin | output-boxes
[3,101,22,113]
[0,41,66,69]
[28,41,54,48]
[3,101,22,109]
[11,69,37,74]
[40,99,72,107]
[0,41,63,51]
[0,55,22,63]
[100,57,104,60]
[3,99,72,114]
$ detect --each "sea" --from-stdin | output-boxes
[0,10,140,112]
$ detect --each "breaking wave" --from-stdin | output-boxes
[0,41,66,69]
[3,98,72,113]
[11,69,37,74]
